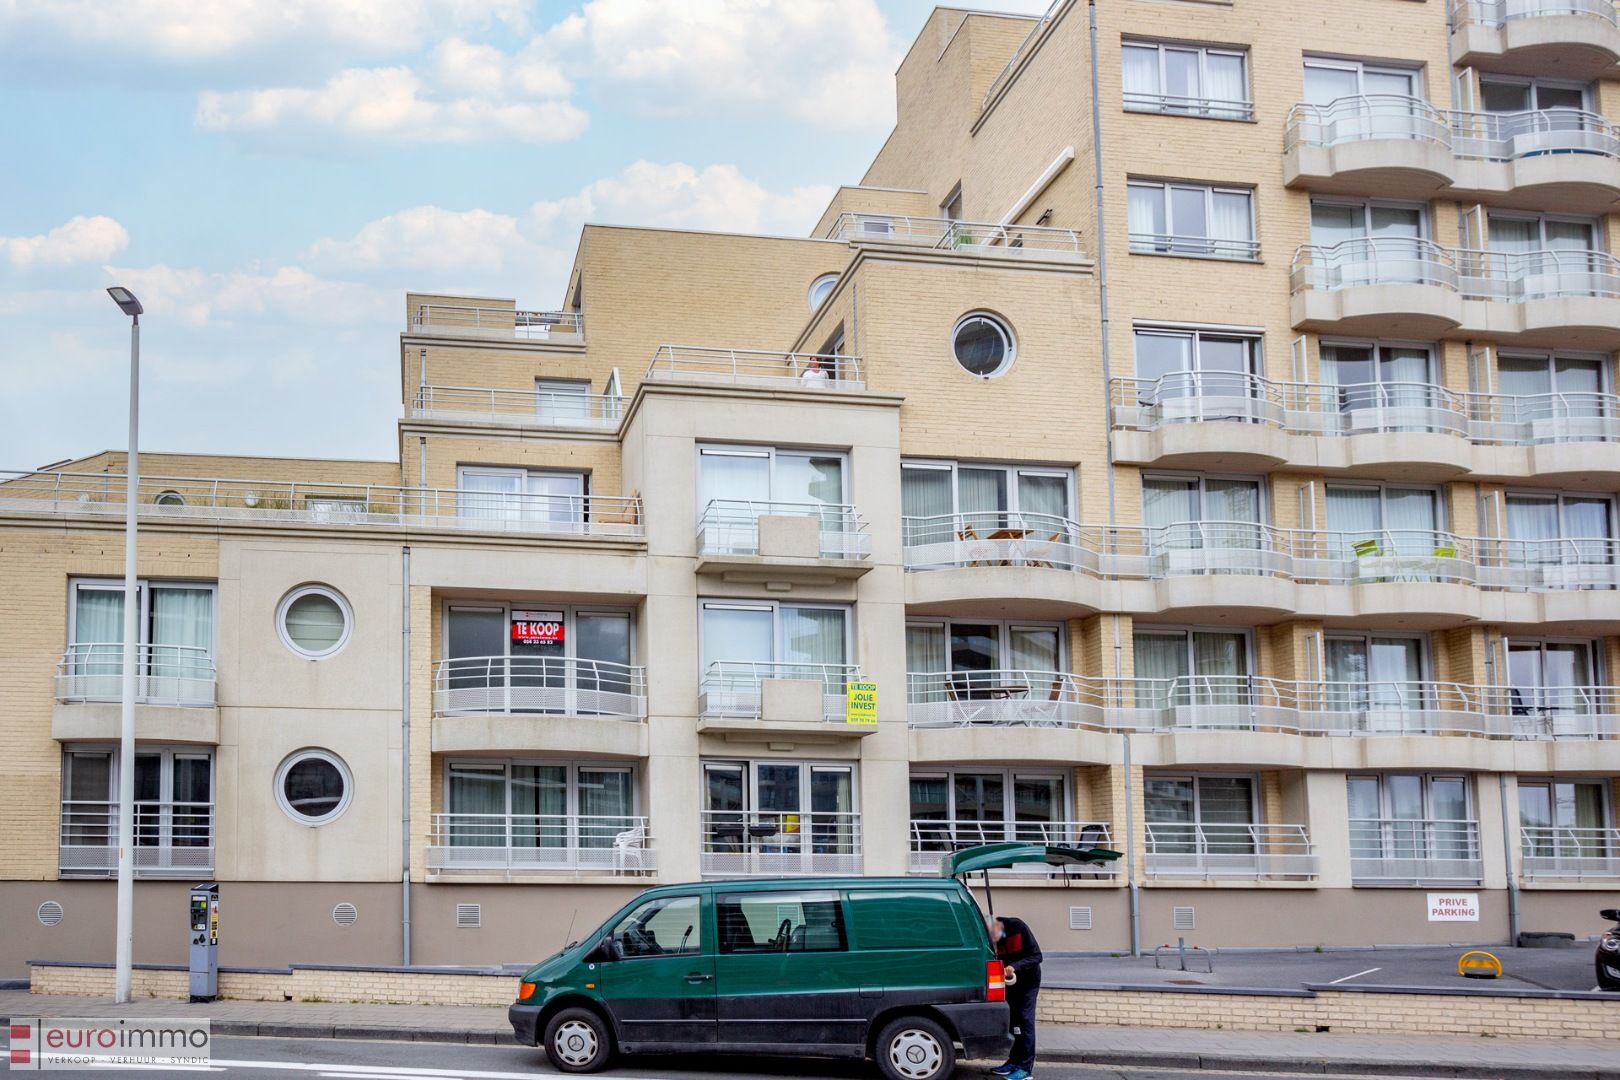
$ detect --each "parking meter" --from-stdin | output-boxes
[189,883,219,1002]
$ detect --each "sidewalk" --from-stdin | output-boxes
[2,989,1614,1077]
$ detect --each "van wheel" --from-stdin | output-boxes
[875,1015,955,1080]
[543,1007,611,1073]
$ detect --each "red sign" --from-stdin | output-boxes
[511,610,564,646]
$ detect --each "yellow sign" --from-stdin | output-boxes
[845,681,878,725]
[1457,950,1502,979]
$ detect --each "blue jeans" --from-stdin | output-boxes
[1009,984,1039,1070]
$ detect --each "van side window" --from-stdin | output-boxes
[610,895,702,959]
[846,890,965,949]
[717,890,847,954]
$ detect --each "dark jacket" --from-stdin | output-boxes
[995,916,1043,990]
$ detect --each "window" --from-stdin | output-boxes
[846,890,964,950]
[1519,779,1612,872]
[717,890,846,953]
[951,312,1015,377]
[942,185,963,222]
[275,749,352,825]
[1123,40,1251,119]
[442,760,637,851]
[905,619,1064,679]
[697,446,845,511]
[1506,639,1600,723]
[1299,58,1426,145]
[1480,76,1590,114]
[1347,774,1476,879]
[901,460,1072,545]
[1504,491,1614,571]
[1141,473,1264,545]
[1489,212,1600,255]
[1128,181,1256,260]
[276,585,352,659]
[699,601,850,674]
[1303,57,1420,104]
[807,273,838,311]
[59,749,212,873]
[1326,483,1443,559]
[1133,628,1250,708]
[702,760,858,872]
[457,466,586,527]
[1132,326,1262,405]
[440,604,634,715]
[1497,353,1608,425]
[67,579,215,695]
[534,379,591,425]
[1324,633,1428,715]
[1308,199,1429,288]
[909,768,1072,846]
[610,894,702,958]
[1145,774,1257,856]
[1319,340,1438,416]
[154,490,185,508]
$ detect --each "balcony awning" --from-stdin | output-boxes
[938,841,1121,878]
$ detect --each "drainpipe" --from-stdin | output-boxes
[1089,0,1116,524]
[401,544,412,966]
[1114,614,1139,956]
[1499,773,1520,947]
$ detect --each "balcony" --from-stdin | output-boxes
[1520,826,1620,880]
[1451,0,1620,80]
[431,656,647,756]
[1127,232,1260,262]
[908,820,1117,876]
[1144,823,1319,880]
[644,345,864,391]
[1285,96,1455,199]
[408,304,583,344]
[697,661,874,739]
[1350,818,1483,884]
[58,800,213,878]
[820,213,1086,263]
[410,384,625,430]
[1292,239,1620,346]
[53,644,219,744]
[906,669,1093,728]
[424,813,654,876]
[700,810,861,877]
[696,499,871,582]
[0,470,644,541]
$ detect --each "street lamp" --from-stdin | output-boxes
[106,285,143,1005]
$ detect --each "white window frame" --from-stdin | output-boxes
[1132,625,1256,678]
[1325,481,1448,532]
[908,767,1071,823]
[695,444,849,514]
[697,600,853,669]
[274,748,354,827]
[950,311,1017,379]
[1503,489,1616,539]
[440,601,635,664]
[1141,471,1269,524]
[1496,350,1612,395]
[441,758,641,820]
[276,584,353,660]
[807,273,839,311]
[68,578,218,655]
[701,758,860,815]
[455,465,589,524]
[1302,57,1423,102]
[1347,773,1474,820]
[900,460,1075,519]
[1143,771,1261,824]
[1309,197,1430,244]
[1122,39,1252,119]
[904,618,1068,672]
[1128,179,1257,260]
[1487,210,1604,251]
[1478,74,1593,113]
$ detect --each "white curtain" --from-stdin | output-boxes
[1205,52,1246,116]
[1204,478,1261,550]
[578,768,633,827]
[458,470,520,522]
[1209,191,1252,249]
[1127,185,1166,242]
[150,587,213,680]
[1327,486,1381,555]
[1383,488,1439,555]
[1142,478,1197,530]
[698,452,769,509]
[73,588,124,676]
[906,625,946,674]
[1016,473,1068,526]
[701,605,773,668]
[1121,44,1159,103]
[780,607,847,670]
[448,764,507,847]
[1506,495,1559,566]
[775,454,843,506]
[1009,628,1059,672]
[901,467,952,546]
[1134,633,1188,708]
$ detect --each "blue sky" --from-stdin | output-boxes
[0,0,1045,471]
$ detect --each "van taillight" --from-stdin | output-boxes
[986,960,1005,1002]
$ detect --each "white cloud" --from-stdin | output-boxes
[306,206,527,275]
[2,215,129,268]
[548,0,901,130]
[102,263,391,329]
[194,39,586,147]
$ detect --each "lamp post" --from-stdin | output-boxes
[106,285,143,1004]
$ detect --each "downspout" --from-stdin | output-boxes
[1089,0,1116,524]
[1500,774,1520,947]
[1113,613,1138,956]
[401,544,412,966]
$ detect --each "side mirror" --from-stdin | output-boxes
[1600,909,1620,923]
[585,936,620,963]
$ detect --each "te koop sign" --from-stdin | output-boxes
[1427,892,1480,922]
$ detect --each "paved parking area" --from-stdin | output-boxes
[1046,944,1604,993]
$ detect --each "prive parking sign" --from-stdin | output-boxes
[1427,892,1480,922]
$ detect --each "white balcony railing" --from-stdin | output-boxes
[59,800,213,877]
[1291,238,1620,302]
[1287,94,1620,161]
[0,470,643,539]
[56,643,216,707]
[1145,823,1319,879]
[696,499,871,561]
[1111,373,1620,446]
[906,669,1095,728]
[700,810,861,877]
[908,820,1116,875]
[425,813,653,874]
[1350,818,1483,883]
[1128,232,1260,261]
[1285,95,1451,152]
[1290,237,1459,293]
[821,213,1085,260]
[1125,90,1254,121]
[409,304,583,341]
[644,345,864,391]
[1521,826,1620,880]
[903,511,1094,573]
[1452,0,1618,29]
[432,656,646,720]
[411,385,625,429]
[698,661,861,724]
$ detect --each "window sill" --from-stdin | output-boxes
[1123,104,1257,125]
[1128,247,1263,265]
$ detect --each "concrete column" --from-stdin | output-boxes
[1476,772,1509,891]
[1303,770,1353,888]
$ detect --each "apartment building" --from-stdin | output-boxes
[5,0,1620,975]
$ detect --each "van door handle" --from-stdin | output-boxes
[685,972,713,983]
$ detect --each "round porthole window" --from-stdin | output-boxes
[951,312,1015,377]
[154,490,185,508]
[276,749,352,825]
[808,273,838,311]
[277,585,351,659]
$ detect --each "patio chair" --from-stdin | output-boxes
[612,823,649,873]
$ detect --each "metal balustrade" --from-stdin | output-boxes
[1451,107,1620,160]
[56,643,216,707]
[409,304,583,341]
[1292,238,1620,301]
[1452,0,1618,28]
[820,213,1085,259]
[1521,826,1620,880]
[700,810,861,876]
[1145,823,1319,879]
[431,656,646,720]
[1127,232,1260,261]
[906,669,1095,728]
[0,470,643,539]
[1125,90,1254,121]
[908,820,1116,875]
[58,801,213,876]
[1285,95,1451,152]
[1290,237,1460,293]
[697,499,870,561]
[699,661,862,724]
[1349,818,1483,883]
[425,813,653,873]
[902,511,1094,573]
[644,345,864,390]
[411,385,624,428]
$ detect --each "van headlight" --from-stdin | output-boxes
[1600,937,1620,953]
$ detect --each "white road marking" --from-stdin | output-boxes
[211,1058,678,1080]
[1328,966,1381,984]
[86,1063,223,1072]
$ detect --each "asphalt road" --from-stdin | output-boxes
[0,1033,1386,1080]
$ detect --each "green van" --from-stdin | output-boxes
[508,876,1010,1079]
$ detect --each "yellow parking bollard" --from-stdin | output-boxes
[1458,950,1503,979]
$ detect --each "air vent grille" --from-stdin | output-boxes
[38,901,64,927]
[1068,906,1092,931]
[1172,906,1196,931]
[456,903,482,929]
[332,903,358,927]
